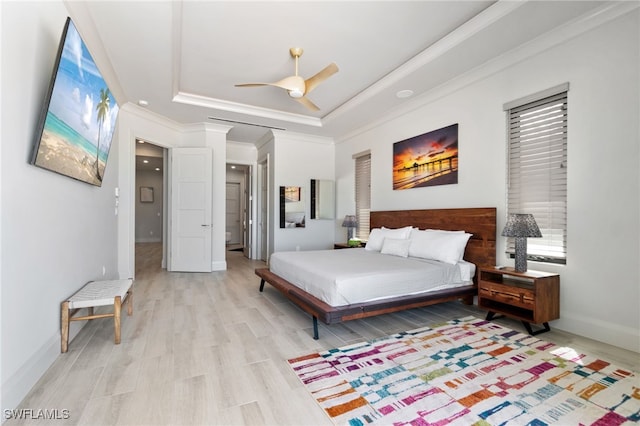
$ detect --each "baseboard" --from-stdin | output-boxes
[211,260,226,271]
[1,334,58,414]
[1,323,85,414]
[553,311,640,353]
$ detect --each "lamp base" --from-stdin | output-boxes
[346,227,355,243]
[514,237,528,272]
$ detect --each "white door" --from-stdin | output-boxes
[169,148,212,272]
[225,182,241,244]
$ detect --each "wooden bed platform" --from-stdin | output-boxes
[255,207,496,339]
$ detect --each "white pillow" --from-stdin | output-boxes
[409,229,472,264]
[382,226,413,238]
[380,237,411,258]
[365,226,412,251]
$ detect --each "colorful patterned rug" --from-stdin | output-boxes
[288,317,639,425]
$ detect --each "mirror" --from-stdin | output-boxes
[310,179,335,220]
[280,186,305,228]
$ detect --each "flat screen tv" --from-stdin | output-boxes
[30,17,119,187]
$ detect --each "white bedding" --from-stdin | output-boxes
[269,248,475,307]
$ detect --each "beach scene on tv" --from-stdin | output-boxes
[392,123,459,190]
[33,19,119,187]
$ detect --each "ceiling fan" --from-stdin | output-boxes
[235,47,338,111]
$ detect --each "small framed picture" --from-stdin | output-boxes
[140,186,154,203]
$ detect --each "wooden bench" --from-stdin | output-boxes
[61,279,133,353]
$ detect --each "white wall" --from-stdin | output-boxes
[1,1,120,410]
[271,131,336,252]
[335,9,639,352]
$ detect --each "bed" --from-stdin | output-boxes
[255,207,496,339]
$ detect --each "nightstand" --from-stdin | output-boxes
[478,267,560,335]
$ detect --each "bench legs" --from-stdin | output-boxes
[61,286,133,353]
[127,287,133,316]
[61,301,70,353]
[114,296,121,345]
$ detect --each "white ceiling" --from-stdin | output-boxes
[67,1,607,145]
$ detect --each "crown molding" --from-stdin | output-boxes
[121,102,183,132]
[181,121,233,135]
[172,91,323,128]
[271,129,334,146]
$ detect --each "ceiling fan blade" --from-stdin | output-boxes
[234,83,270,88]
[295,96,320,112]
[304,63,339,94]
[236,75,305,94]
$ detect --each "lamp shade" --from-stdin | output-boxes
[502,213,541,272]
[341,215,358,228]
[501,214,542,238]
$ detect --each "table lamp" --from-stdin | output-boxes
[501,213,542,272]
[341,215,358,243]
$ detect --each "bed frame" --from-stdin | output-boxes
[255,207,496,339]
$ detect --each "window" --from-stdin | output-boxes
[504,83,568,264]
[354,151,371,240]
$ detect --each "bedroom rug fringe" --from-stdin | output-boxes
[288,316,639,425]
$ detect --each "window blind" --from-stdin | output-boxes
[354,152,371,240]
[506,90,568,263]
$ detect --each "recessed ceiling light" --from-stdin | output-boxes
[231,165,236,169]
[138,100,149,107]
[396,89,414,99]
[143,160,149,164]
[137,140,144,144]
[155,168,161,171]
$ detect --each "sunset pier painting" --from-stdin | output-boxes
[393,123,458,190]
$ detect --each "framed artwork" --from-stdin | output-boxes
[284,186,300,202]
[393,123,459,190]
[140,187,154,203]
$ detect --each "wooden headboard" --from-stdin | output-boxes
[370,208,497,270]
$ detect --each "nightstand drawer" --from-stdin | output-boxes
[479,283,535,310]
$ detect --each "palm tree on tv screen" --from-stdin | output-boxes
[95,88,111,181]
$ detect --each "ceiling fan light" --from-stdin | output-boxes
[288,88,304,98]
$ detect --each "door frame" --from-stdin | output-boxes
[257,155,270,262]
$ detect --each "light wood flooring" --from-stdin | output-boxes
[9,243,639,425]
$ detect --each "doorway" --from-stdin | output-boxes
[226,163,251,257]
[135,139,167,268]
